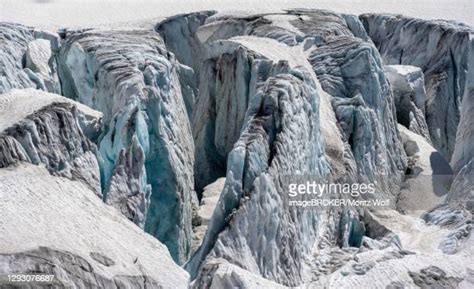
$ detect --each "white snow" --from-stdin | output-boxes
[199,177,225,224]
[192,178,226,253]
[200,258,290,289]
[398,124,448,175]
[25,39,52,79]
[0,163,190,287]
[386,65,426,110]
[397,124,452,213]
[230,36,314,71]
[0,88,102,132]
[0,0,471,31]
[386,65,425,93]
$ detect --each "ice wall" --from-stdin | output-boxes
[57,29,195,264]
[360,14,474,160]
[0,23,60,94]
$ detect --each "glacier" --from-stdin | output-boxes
[57,29,196,264]
[0,23,60,94]
[0,6,473,289]
[157,9,409,286]
[158,10,406,199]
[360,14,474,160]
[189,59,331,285]
[385,65,431,142]
[0,89,102,195]
[450,31,474,206]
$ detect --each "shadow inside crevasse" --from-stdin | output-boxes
[430,152,453,197]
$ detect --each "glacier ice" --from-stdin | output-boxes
[159,10,406,199]
[449,31,474,207]
[191,38,318,193]
[0,7,472,289]
[385,65,431,141]
[422,203,472,254]
[105,135,152,228]
[152,9,474,288]
[361,14,474,160]
[157,9,409,285]
[25,39,61,94]
[0,89,102,195]
[57,29,196,264]
[0,23,60,94]
[156,11,216,78]
[418,29,474,258]
[193,258,289,289]
[188,61,331,285]
[302,11,406,199]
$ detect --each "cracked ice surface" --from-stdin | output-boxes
[57,29,196,264]
[361,14,474,160]
[0,23,60,94]
[0,89,102,195]
[0,5,472,289]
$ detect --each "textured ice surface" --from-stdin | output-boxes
[189,63,331,286]
[307,210,474,288]
[156,11,216,81]
[0,23,60,94]
[301,10,406,198]
[160,10,406,199]
[57,29,196,264]
[193,258,289,289]
[157,9,407,286]
[361,14,474,160]
[0,89,102,195]
[386,65,431,141]
[0,163,189,288]
[175,26,335,285]
[449,32,474,208]
[0,6,473,289]
[154,9,474,288]
[191,36,320,193]
[25,38,61,93]
[423,204,472,254]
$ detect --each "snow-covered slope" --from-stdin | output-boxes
[397,124,452,213]
[1,0,472,31]
[0,163,189,288]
